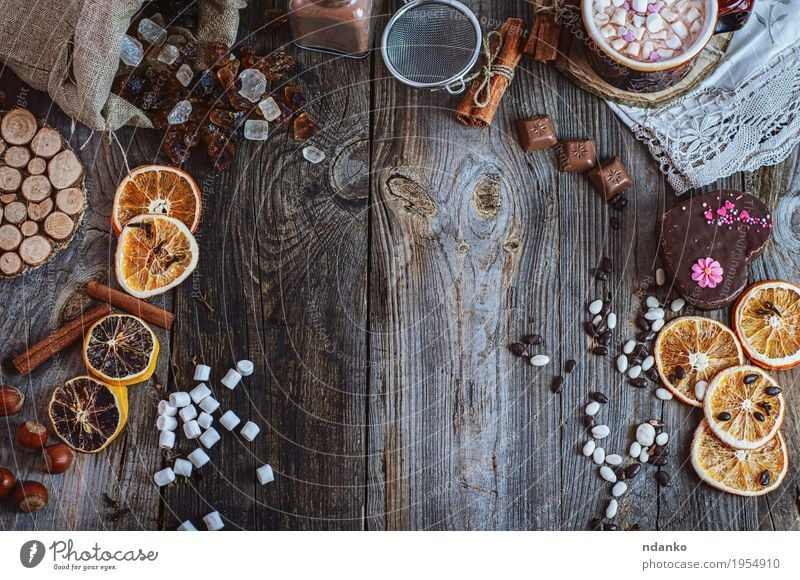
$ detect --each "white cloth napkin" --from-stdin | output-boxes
[607,0,800,193]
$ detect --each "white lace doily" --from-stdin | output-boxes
[607,0,800,194]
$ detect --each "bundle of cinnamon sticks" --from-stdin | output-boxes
[456,18,527,129]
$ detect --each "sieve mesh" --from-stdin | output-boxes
[383,2,480,86]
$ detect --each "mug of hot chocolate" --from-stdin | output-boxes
[581,0,754,93]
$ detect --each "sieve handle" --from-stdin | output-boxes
[445,77,467,95]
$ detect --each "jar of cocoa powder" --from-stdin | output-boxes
[288,0,377,58]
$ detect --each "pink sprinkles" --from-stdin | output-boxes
[701,197,772,230]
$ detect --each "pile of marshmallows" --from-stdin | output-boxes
[153,359,274,531]
[592,0,706,62]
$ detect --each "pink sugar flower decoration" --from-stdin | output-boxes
[704,209,714,221]
[739,210,750,221]
[691,257,724,289]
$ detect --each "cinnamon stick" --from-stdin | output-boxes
[534,1,560,62]
[86,281,175,329]
[12,303,111,375]
[456,18,526,129]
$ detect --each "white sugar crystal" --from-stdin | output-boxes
[258,97,282,121]
[244,119,269,141]
[303,146,326,164]
[238,68,267,103]
[156,44,179,66]
[168,100,192,125]
[120,34,144,66]
[137,17,167,45]
[176,63,193,87]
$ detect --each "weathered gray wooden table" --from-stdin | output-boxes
[1,0,799,531]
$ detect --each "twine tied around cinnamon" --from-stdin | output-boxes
[459,30,516,109]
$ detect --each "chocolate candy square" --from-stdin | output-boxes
[515,116,557,152]
[588,157,634,200]
[558,140,597,173]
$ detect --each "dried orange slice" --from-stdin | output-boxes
[732,280,800,370]
[112,164,201,233]
[691,420,787,496]
[115,214,198,299]
[703,365,784,449]
[654,316,744,407]
[48,376,129,453]
[83,314,159,387]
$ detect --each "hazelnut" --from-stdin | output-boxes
[15,421,49,452]
[12,480,49,513]
[0,385,24,416]
[0,467,16,500]
[43,443,75,474]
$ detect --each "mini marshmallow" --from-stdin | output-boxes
[190,383,212,404]
[179,404,198,423]
[199,396,220,414]
[183,420,202,439]
[159,429,176,450]
[193,364,211,382]
[197,411,214,429]
[256,464,274,485]
[177,520,197,531]
[154,467,175,487]
[174,458,193,477]
[188,447,210,468]
[219,410,241,431]
[158,400,177,416]
[199,427,221,449]
[221,368,242,390]
[240,421,260,442]
[203,511,224,531]
[157,415,178,431]
[169,392,191,408]
[236,359,254,376]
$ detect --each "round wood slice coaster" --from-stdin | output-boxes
[0,108,86,278]
[558,34,732,108]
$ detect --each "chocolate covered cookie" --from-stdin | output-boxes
[660,190,772,310]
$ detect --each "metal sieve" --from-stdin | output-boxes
[381,0,483,94]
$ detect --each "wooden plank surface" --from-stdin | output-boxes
[1,0,799,531]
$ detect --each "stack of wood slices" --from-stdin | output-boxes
[0,108,86,277]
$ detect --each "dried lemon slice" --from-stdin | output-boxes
[654,316,744,407]
[48,376,128,453]
[83,314,159,387]
[115,214,198,299]
[112,164,202,233]
[692,420,787,496]
[733,280,800,370]
[703,365,784,449]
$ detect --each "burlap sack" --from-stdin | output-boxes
[0,0,245,131]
